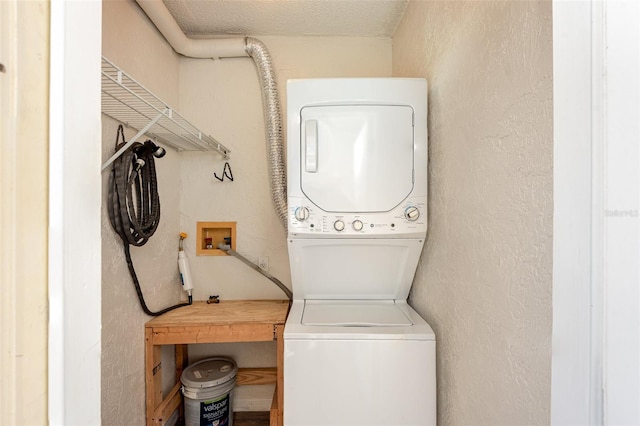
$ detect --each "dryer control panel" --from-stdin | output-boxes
[288,196,427,237]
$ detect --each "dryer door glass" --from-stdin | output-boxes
[300,105,414,212]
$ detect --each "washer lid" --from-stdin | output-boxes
[301,300,413,326]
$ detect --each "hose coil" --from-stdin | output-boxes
[108,126,189,316]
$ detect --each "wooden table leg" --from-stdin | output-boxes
[145,328,162,426]
[175,344,188,378]
[276,324,284,426]
[175,344,188,422]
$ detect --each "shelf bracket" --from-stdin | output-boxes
[101,111,166,172]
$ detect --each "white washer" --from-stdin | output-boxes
[284,79,436,425]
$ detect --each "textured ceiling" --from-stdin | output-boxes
[162,0,409,37]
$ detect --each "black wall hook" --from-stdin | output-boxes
[214,162,234,182]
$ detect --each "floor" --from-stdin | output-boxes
[234,411,271,426]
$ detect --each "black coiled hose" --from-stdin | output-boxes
[108,125,190,316]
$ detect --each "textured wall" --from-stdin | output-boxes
[102,1,182,425]
[393,1,553,424]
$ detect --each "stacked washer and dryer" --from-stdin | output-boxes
[283,79,436,425]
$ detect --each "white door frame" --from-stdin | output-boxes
[551,0,640,423]
[48,0,102,424]
[551,2,603,422]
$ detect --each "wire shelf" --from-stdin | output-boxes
[101,56,230,169]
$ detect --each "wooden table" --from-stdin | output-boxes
[145,300,290,426]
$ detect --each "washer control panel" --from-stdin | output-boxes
[289,196,427,236]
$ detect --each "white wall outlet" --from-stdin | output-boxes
[258,256,269,271]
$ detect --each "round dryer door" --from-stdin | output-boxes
[300,105,414,213]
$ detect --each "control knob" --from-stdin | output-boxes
[334,220,345,232]
[352,220,363,231]
[404,206,420,222]
[294,207,310,222]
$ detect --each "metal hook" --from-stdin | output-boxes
[214,161,234,182]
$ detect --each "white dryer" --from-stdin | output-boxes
[284,79,436,426]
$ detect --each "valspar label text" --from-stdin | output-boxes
[200,394,229,426]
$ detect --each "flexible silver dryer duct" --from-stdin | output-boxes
[244,37,288,229]
[135,0,288,230]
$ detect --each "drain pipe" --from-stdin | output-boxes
[135,0,288,229]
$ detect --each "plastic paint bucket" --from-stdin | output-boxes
[181,357,238,426]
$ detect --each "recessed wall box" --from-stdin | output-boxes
[196,222,236,256]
